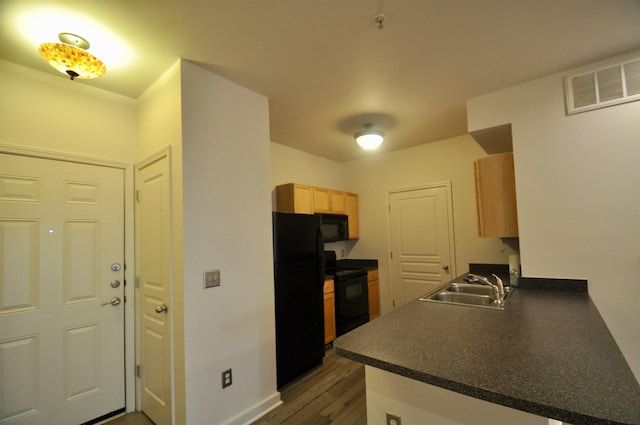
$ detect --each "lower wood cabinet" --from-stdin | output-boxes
[323,279,336,344]
[368,270,380,320]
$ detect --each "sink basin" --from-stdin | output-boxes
[419,281,512,310]
[429,291,495,306]
[445,283,495,296]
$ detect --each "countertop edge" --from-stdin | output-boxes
[333,346,627,425]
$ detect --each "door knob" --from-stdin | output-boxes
[155,304,168,314]
[442,264,449,271]
[101,297,121,306]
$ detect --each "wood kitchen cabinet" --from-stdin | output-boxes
[345,192,359,239]
[275,183,360,239]
[474,152,519,238]
[323,279,336,344]
[313,187,346,214]
[275,183,314,214]
[367,270,380,320]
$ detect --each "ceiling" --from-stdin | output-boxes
[2,1,640,162]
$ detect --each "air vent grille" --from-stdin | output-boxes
[565,57,640,114]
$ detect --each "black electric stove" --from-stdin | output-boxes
[324,251,369,336]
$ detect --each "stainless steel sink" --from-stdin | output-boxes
[444,283,496,296]
[419,281,512,310]
[429,291,495,306]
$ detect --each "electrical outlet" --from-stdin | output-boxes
[204,269,221,288]
[386,412,401,425]
[222,368,232,388]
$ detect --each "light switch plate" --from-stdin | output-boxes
[204,269,221,288]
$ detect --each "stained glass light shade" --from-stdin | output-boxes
[38,42,106,80]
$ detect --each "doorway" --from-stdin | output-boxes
[0,152,127,424]
[387,183,456,308]
[135,149,173,425]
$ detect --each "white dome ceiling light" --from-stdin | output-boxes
[354,123,384,150]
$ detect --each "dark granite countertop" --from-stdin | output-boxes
[333,275,640,424]
[336,258,378,271]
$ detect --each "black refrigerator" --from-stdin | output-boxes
[272,212,325,388]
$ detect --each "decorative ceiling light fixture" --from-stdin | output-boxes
[38,33,106,80]
[355,123,384,150]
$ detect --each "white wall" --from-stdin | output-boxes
[342,135,518,314]
[270,142,344,191]
[137,61,183,161]
[180,61,279,424]
[467,51,640,382]
[0,59,136,161]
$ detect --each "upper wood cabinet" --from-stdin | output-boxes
[345,192,359,239]
[474,153,519,238]
[275,183,314,214]
[313,187,346,214]
[275,183,360,239]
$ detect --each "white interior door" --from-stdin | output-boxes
[136,152,172,425]
[388,184,455,307]
[0,153,125,425]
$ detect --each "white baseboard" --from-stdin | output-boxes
[225,391,282,425]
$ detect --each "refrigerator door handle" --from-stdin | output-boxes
[317,227,325,287]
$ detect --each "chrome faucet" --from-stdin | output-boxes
[468,273,505,304]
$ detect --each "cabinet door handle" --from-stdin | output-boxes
[442,264,449,271]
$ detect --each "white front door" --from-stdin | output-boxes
[388,184,456,307]
[135,151,172,425]
[0,153,125,424]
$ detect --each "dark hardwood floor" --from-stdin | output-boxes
[105,346,366,425]
[251,346,366,425]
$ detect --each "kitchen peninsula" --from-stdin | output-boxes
[333,269,640,425]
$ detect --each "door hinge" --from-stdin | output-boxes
[135,190,141,203]
[135,276,140,288]
[136,365,141,378]
[388,204,391,212]
[390,251,393,259]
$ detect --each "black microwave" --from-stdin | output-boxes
[317,213,349,242]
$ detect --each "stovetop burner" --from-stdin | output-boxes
[324,251,367,279]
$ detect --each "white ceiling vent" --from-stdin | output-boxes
[565,57,640,114]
